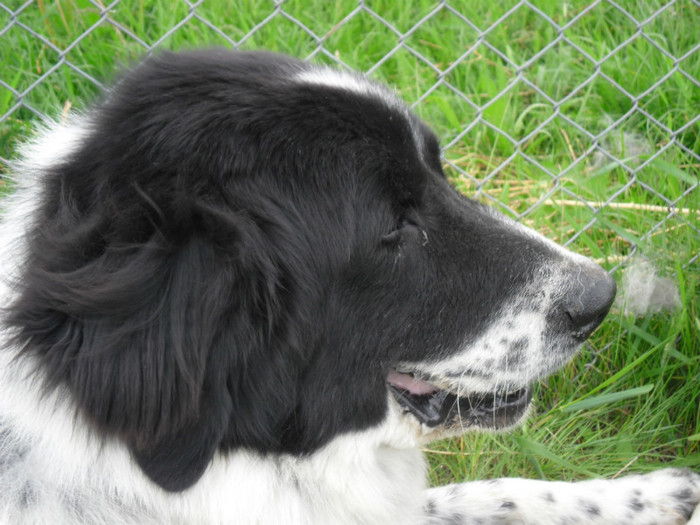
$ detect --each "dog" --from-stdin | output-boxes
[0,49,698,524]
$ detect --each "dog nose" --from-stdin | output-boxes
[562,265,617,340]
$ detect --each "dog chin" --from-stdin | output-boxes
[386,395,533,447]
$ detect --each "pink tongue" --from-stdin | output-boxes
[387,370,438,395]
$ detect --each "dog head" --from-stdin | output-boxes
[6,50,615,492]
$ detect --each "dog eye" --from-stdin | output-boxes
[381,218,415,245]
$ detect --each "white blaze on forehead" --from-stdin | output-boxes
[294,68,400,108]
[294,67,425,158]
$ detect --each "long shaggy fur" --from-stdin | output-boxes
[1,50,698,524]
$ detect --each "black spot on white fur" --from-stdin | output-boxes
[673,488,697,520]
[629,495,645,512]
[0,425,27,472]
[542,491,556,503]
[18,483,36,509]
[580,499,601,516]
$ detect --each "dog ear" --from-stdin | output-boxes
[7,190,261,491]
[130,369,233,492]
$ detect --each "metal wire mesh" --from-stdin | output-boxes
[1,0,698,275]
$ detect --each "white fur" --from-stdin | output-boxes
[0,359,429,524]
[294,68,400,111]
[426,470,700,525]
[294,68,426,158]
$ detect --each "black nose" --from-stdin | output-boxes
[563,265,617,340]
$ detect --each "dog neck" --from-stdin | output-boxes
[0,357,429,524]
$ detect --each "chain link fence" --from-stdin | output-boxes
[1,0,698,278]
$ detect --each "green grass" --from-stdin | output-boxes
[1,0,698,484]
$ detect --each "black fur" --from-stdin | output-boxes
[6,50,569,492]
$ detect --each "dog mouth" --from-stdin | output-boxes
[387,369,532,430]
